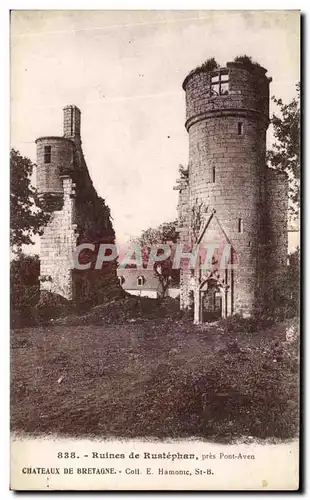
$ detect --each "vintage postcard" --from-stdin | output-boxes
[10,10,300,491]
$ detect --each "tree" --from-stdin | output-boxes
[130,220,180,297]
[267,83,300,218]
[154,259,174,299]
[10,253,40,327]
[131,220,179,248]
[286,247,300,312]
[10,149,50,253]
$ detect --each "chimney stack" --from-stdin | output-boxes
[63,105,81,139]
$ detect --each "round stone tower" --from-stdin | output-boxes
[35,105,80,210]
[36,136,74,209]
[182,60,273,317]
[35,106,81,299]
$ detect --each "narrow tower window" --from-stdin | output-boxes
[44,146,51,164]
[137,276,144,286]
[238,122,243,135]
[71,107,74,136]
[212,166,216,183]
[238,218,244,233]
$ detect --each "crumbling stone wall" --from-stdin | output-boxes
[39,176,77,299]
[264,168,289,300]
[174,175,190,309]
[36,105,119,304]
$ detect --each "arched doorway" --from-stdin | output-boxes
[201,285,222,322]
[198,272,229,323]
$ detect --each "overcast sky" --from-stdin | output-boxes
[11,10,300,246]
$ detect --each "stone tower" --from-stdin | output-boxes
[175,59,288,322]
[36,105,117,303]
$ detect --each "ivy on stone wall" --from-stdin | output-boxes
[68,147,120,306]
[190,199,208,243]
[71,149,115,246]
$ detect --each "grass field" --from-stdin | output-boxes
[11,314,299,442]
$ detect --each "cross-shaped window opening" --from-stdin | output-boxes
[210,70,229,96]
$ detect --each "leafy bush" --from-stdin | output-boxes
[72,265,125,312]
[11,254,40,328]
[11,254,74,327]
[56,296,183,326]
[34,291,74,324]
[198,57,220,72]
[233,54,262,69]
[216,314,269,334]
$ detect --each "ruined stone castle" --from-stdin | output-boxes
[35,59,288,323]
[36,105,118,305]
[175,59,288,323]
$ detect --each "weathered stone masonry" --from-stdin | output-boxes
[36,105,118,303]
[175,60,288,322]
